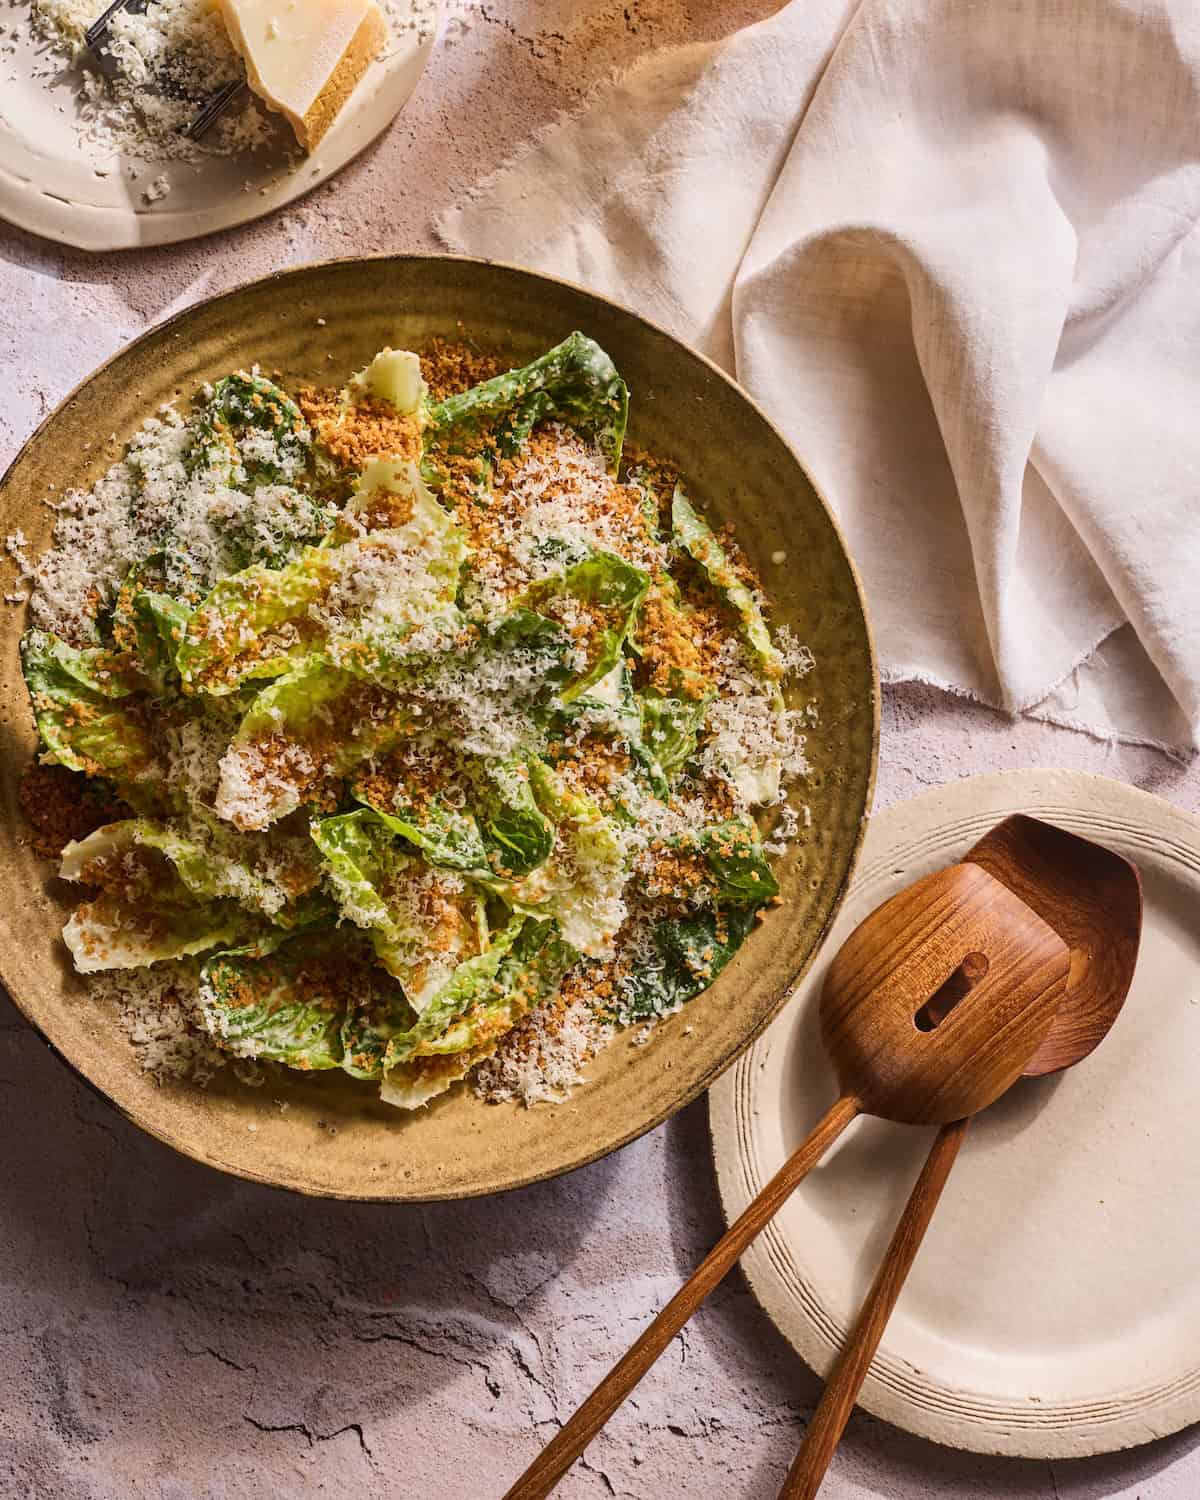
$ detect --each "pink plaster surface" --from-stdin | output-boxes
[2,4,1199,1495]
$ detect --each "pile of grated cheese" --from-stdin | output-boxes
[19,0,465,170]
[28,0,271,164]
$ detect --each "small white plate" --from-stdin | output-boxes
[711,769,1200,1458]
[0,0,438,250]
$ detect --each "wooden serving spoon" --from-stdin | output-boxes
[778,815,1143,1498]
[503,854,1072,1500]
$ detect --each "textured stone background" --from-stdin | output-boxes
[3,3,1200,1496]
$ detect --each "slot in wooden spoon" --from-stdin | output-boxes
[502,859,1069,1500]
[777,815,1143,1499]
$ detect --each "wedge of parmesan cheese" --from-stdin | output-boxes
[216,0,387,152]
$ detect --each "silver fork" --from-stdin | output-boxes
[83,0,247,138]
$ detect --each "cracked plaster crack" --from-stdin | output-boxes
[183,1343,257,1375]
[352,1325,500,1393]
[81,1211,133,1295]
[243,1415,374,1462]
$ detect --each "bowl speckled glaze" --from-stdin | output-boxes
[0,256,878,1200]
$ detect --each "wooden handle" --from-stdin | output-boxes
[777,1118,969,1500]
[502,1095,861,1500]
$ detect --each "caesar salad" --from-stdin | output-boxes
[13,332,813,1109]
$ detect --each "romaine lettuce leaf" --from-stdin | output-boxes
[59,821,257,972]
[65,895,249,974]
[565,661,669,799]
[353,793,490,872]
[638,688,712,780]
[473,759,555,877]
[197,929,415,1077]
[615,905,760,1021]
[671,485,783,688]
[176,547,335,694]
[20,629,161,787]
[694,819,781,903]
[178,468,465,695]
[485,760,627,958]
[62,816,328,925]
[187,371,309,486]
[429,333,629,474]
[379,919,578,1107]
[522,551,650,705]
[382,912,526,1065]
[311,809,487,1009]
[353,752,553,879]
[198,931,350,1069]
[413,917,577,1057]
[614,821,776,1019]
[215,660,416,830]
[109,566,192,699]
[349,348,428,415]
[378,1046,493,1109]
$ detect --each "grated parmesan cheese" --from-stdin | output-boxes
[87,963,223,1083]
[21,0,459,168]
[10,338,821,1111]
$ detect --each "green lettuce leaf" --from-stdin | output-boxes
[565,661,669,799]
[62,816,329,926]
[613,821,776,1019]
[353,793,490,872]
[429,333,629,474]
[187,371,309,485]
[20,629,161,787]
[379,919,578,1108]
[671,484,783,688]
[59,822,257,972]
[353,753,553,879]
[639,688,712,780]
[109,570,193,699]
[695,819,781,903]
[376,1047,492,1109]
[348,347,428,415]
[215,659,415,830]
[473,759,555,877]
[522,551,650,705]
[381,912,526,1066]
[198,931,351,1070]
[484,761,627,958]
[413,918,577,1058]
[615,905,760,1021]
[177,465,466,696]
[65,896,249,974]
[311,809,487,1009]
[198,929,416,1078]
[176,547,335,694]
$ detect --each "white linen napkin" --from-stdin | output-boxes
[441,0,1200,751]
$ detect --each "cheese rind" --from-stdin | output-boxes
[217,0,387,152]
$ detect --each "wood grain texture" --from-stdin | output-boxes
[505,848,1076,1495]
[778,1117,969,1500]
[965,815,1143,1077]
[769,814,1143,1496]
[820,863,1069,1124]
[501,1096,861,1500]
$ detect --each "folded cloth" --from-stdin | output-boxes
[442,0,1200,751]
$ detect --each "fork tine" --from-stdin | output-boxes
[84,0,134,49]
[185,78,247,139]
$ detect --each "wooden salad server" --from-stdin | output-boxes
[778,815,1143,1499]
[503,847,1074,1500]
